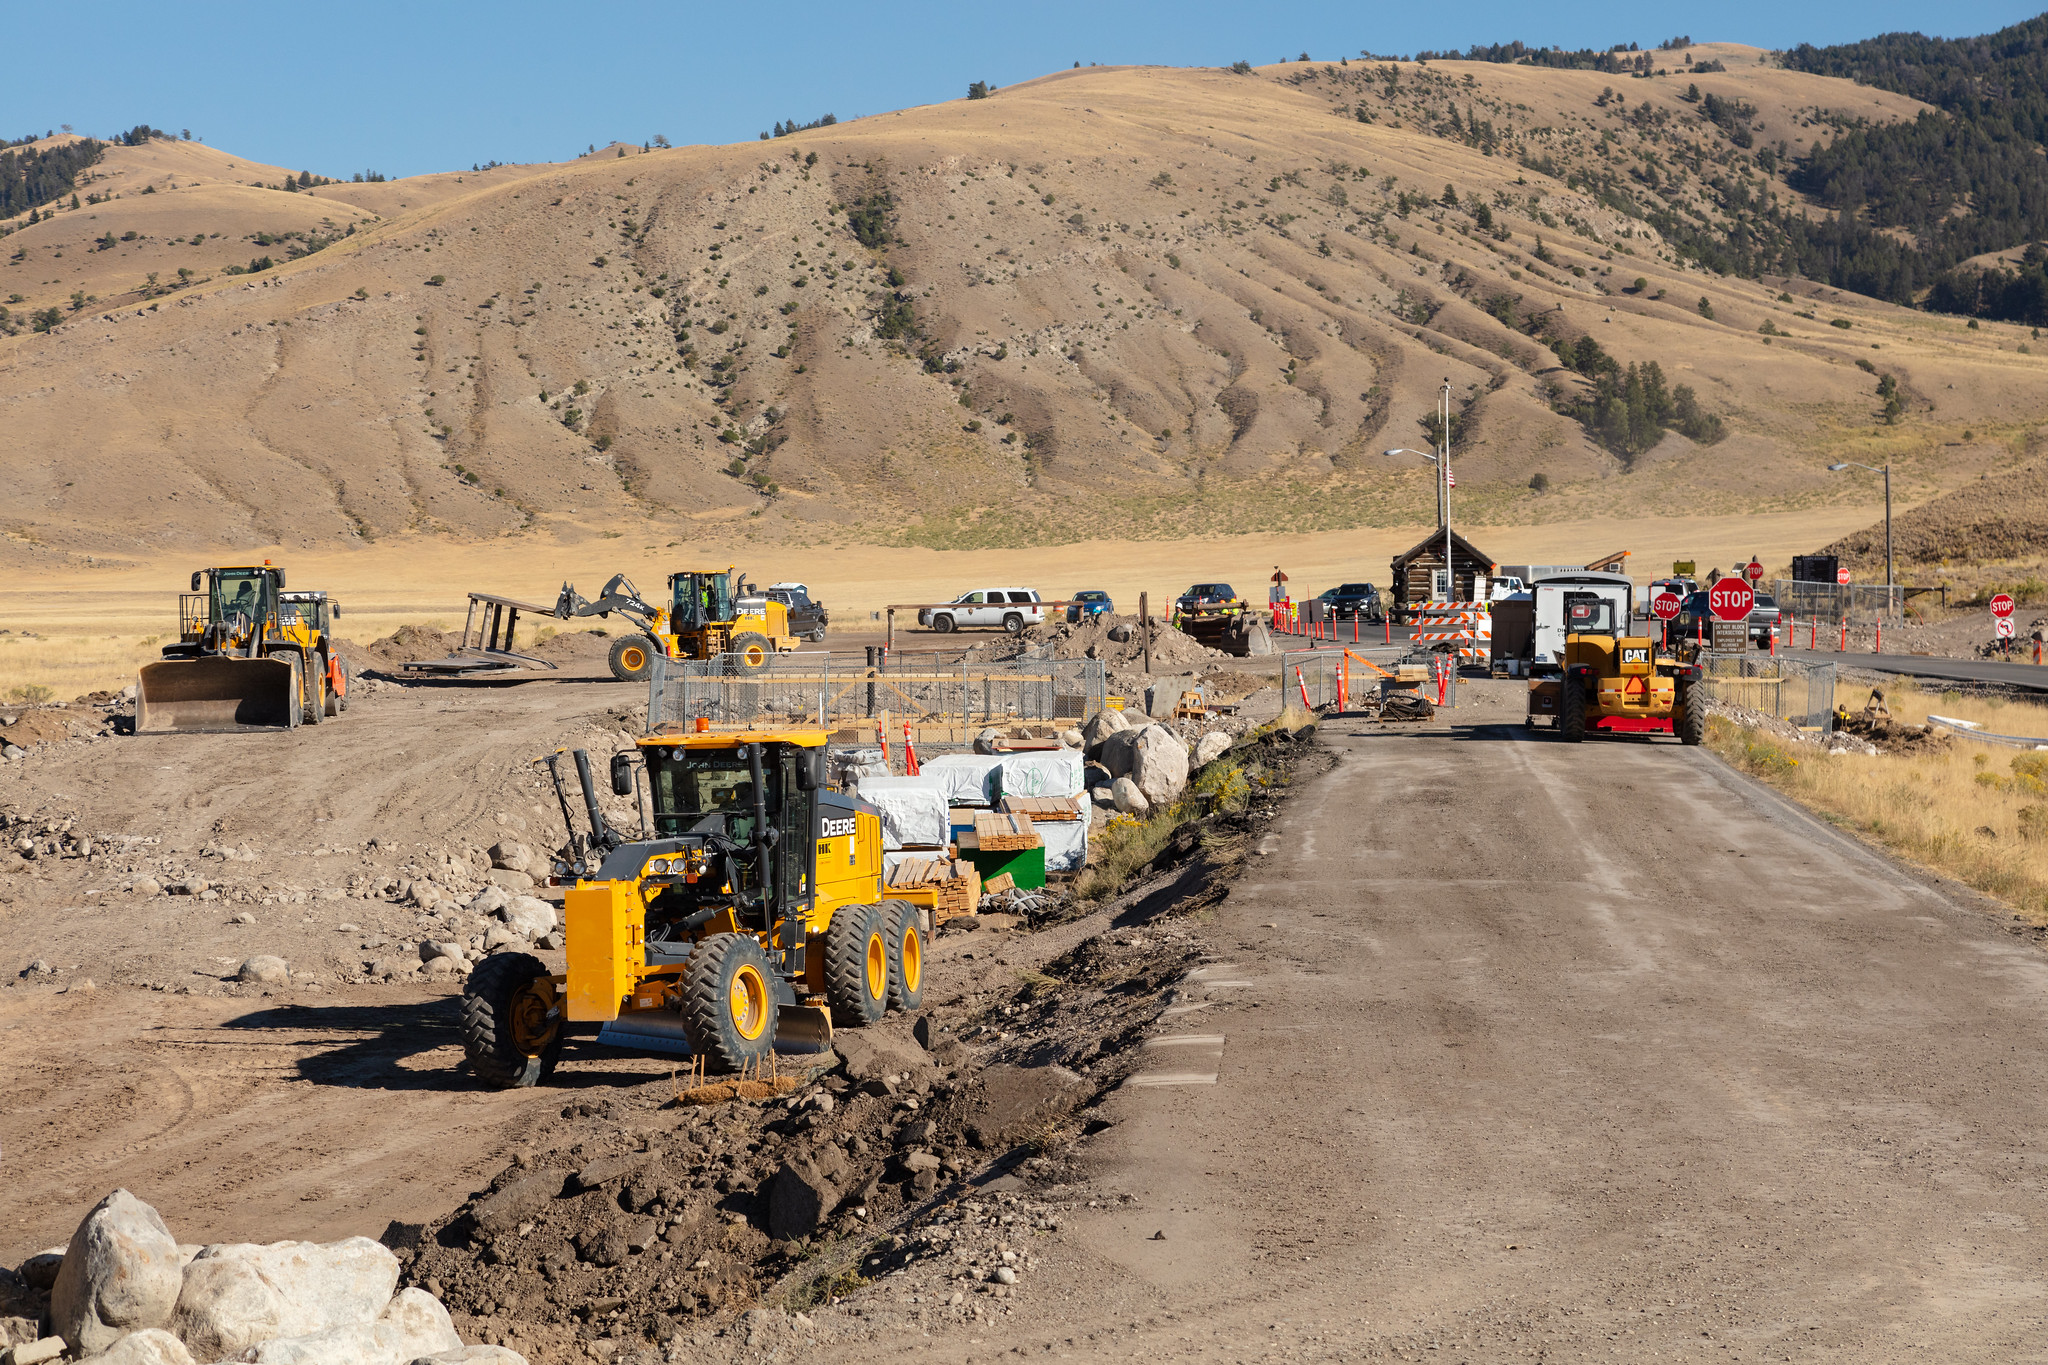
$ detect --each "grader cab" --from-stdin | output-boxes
[459,730,924,1087]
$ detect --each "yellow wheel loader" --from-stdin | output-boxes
[136,565,343,732]
[553,567,799,682]
[1522,573,1704,743]
[459,730,922,1087]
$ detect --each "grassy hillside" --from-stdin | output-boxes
[1,53,2045,568]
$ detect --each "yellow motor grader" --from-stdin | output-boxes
[554,567,798,681]
[136,564,346,732]
[459,729,923,1086]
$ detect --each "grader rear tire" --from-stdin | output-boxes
[608,635,657,683]
[680,932,778,1072]
[825,901,890,1027]
[1559,678,1587,743]
[882,899,924,1013]
[461,952,563,1089]
[727,631,772,675]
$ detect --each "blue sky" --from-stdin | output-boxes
[6,1,2042,177]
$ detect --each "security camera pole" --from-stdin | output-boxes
[1826,460,1892,617]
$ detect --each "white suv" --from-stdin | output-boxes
[920,589,1044,634]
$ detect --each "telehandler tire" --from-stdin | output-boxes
[680,932,778,1072]
[1676,688,1706,746]
[461,952,563,1089]
[882,899,924,1013]
[727,631,773,674]
[1559,678,1587,743]
[825,900,890,1027]
[609,635,657,682]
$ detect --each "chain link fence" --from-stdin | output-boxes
[1767,580,1905,626]
[1693,655,1836,733]
[647,650,1106,735]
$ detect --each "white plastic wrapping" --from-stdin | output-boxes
[1038,791,1091,872]
[996,749,1085,800]
[916,754,1006,806]
[853,776,951,850]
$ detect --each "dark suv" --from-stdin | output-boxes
[757,587,828,642]
[1174,583,1242,618]
[1317,582,1383,622]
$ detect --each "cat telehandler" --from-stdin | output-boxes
[459,729,924,1087]
[136,564,347,732]
[553,567,799,682]
[1522,572,1704,743]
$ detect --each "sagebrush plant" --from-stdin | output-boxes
[1704,687,2048,917]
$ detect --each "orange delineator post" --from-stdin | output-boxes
[903,721,920,776]
[1295,666,1311,709]
[1873,622,1882,654]
[1810,620,1817,649]
[1840,620,1849,652]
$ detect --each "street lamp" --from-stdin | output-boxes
[1827,460,1893,616]
[1386,379,1457,604]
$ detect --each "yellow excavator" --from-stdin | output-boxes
[137,564,343,732]
[459,730,920,1085]
[554,567,798,681]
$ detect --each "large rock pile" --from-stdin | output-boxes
[2,1190,519,1365]
[1074,709,1223,816]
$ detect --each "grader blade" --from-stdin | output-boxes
[136,656,298,733]
[775,1004,835,1054]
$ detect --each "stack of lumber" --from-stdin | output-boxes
[884,855,981,919]
[972,811,1043,851]
[997,796,1081,822]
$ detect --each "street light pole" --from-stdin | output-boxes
[1440,378,1453,602]
[1826,460,1894,617]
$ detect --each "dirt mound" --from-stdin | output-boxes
[1024,613,1224,671]
[360,624,464,667]
[1823,461,2048,568]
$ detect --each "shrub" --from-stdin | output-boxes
[967,81,993,100]
[1230,60,1253,74]
[1529,471,1551,493]
[427,274,445,286]
[1697,295,1714,320]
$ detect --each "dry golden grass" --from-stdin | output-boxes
[1708,683,2048,919]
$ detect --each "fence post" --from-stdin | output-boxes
[865,647,877,718]
[1140,593,1152,673]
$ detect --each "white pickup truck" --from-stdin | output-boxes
[919,589,1045,634]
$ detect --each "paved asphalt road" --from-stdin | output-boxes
[1780,646,2048,693]
[951,713,2048,1361]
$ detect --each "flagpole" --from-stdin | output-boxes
[1441,378,1453,601]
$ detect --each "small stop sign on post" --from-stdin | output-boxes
[1745,558,1765,583]
[1991,593,2016,619]
[1652,592,1683,621]
[1837,567,1851,585]
[1709,578,1755,622]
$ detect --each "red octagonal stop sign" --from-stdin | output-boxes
[1991,593,2016,618]
[1709,578,1755,622]
[1652,592,1683,621]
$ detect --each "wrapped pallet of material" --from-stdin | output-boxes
[1039,791,1091,872]
[853,775,952,851]
[918,753,1006,807]
[995,748,1085,800]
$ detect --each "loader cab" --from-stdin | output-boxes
[1529,572,1635,670]
[208,567,280,632]
[667,570,735,633]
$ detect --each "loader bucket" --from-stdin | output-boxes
[775,1004,835,1054]
[136,656,298,733]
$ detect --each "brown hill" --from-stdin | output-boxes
[3,50,2045,568]
[1823,453,2048,568]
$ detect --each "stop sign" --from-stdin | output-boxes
[1745,559,1765,582]
[1991,593,2016,619]
[1652,592,1683,621]
[1708,578,1755,622]
[1837,567,1851,585]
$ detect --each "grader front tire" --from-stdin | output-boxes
[461,953,563,1089]
[680,932,779,1073]
[825,901,890,1028]
[883,899,924,1013]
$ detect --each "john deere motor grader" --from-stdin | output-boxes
[459,729,922,1087]
[136,565,347,732]
[1522,572,1704,744]
[554,567,798,682]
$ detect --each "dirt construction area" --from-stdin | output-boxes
[6,672,2048,1362]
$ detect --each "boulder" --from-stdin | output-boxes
[482,925,524,954]
[765,1155,846,1241]
[1130,725,1190,808]
[50,1189,183,1356]
[470,1171,566,1238]
[1194,732,1233,767]
[412,1348,530,1365]
[17,1250,65,1292]
[237,956,290,987]
[420,956,466,980]
[485,869,535,894]
[834,1028,930,1085]
[572,1155,650,1193]
[238,1287,459,1365]
[1079,709,1129,755]
[97,1328,194,1365]
[417,941,464,965]
[572,1225,629,1268]
[1144,677,1196,720]
[464,886,510,917]
[10,1338,66,1365]
[497,897,556,940]
[971,727,1006,755]
[1097,729,1139,780]
[487,841,533,874]
[1107,623,1133,644]
[1110,778,1149,817]
[171,1238,401,1361]
[131,878,163,898]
